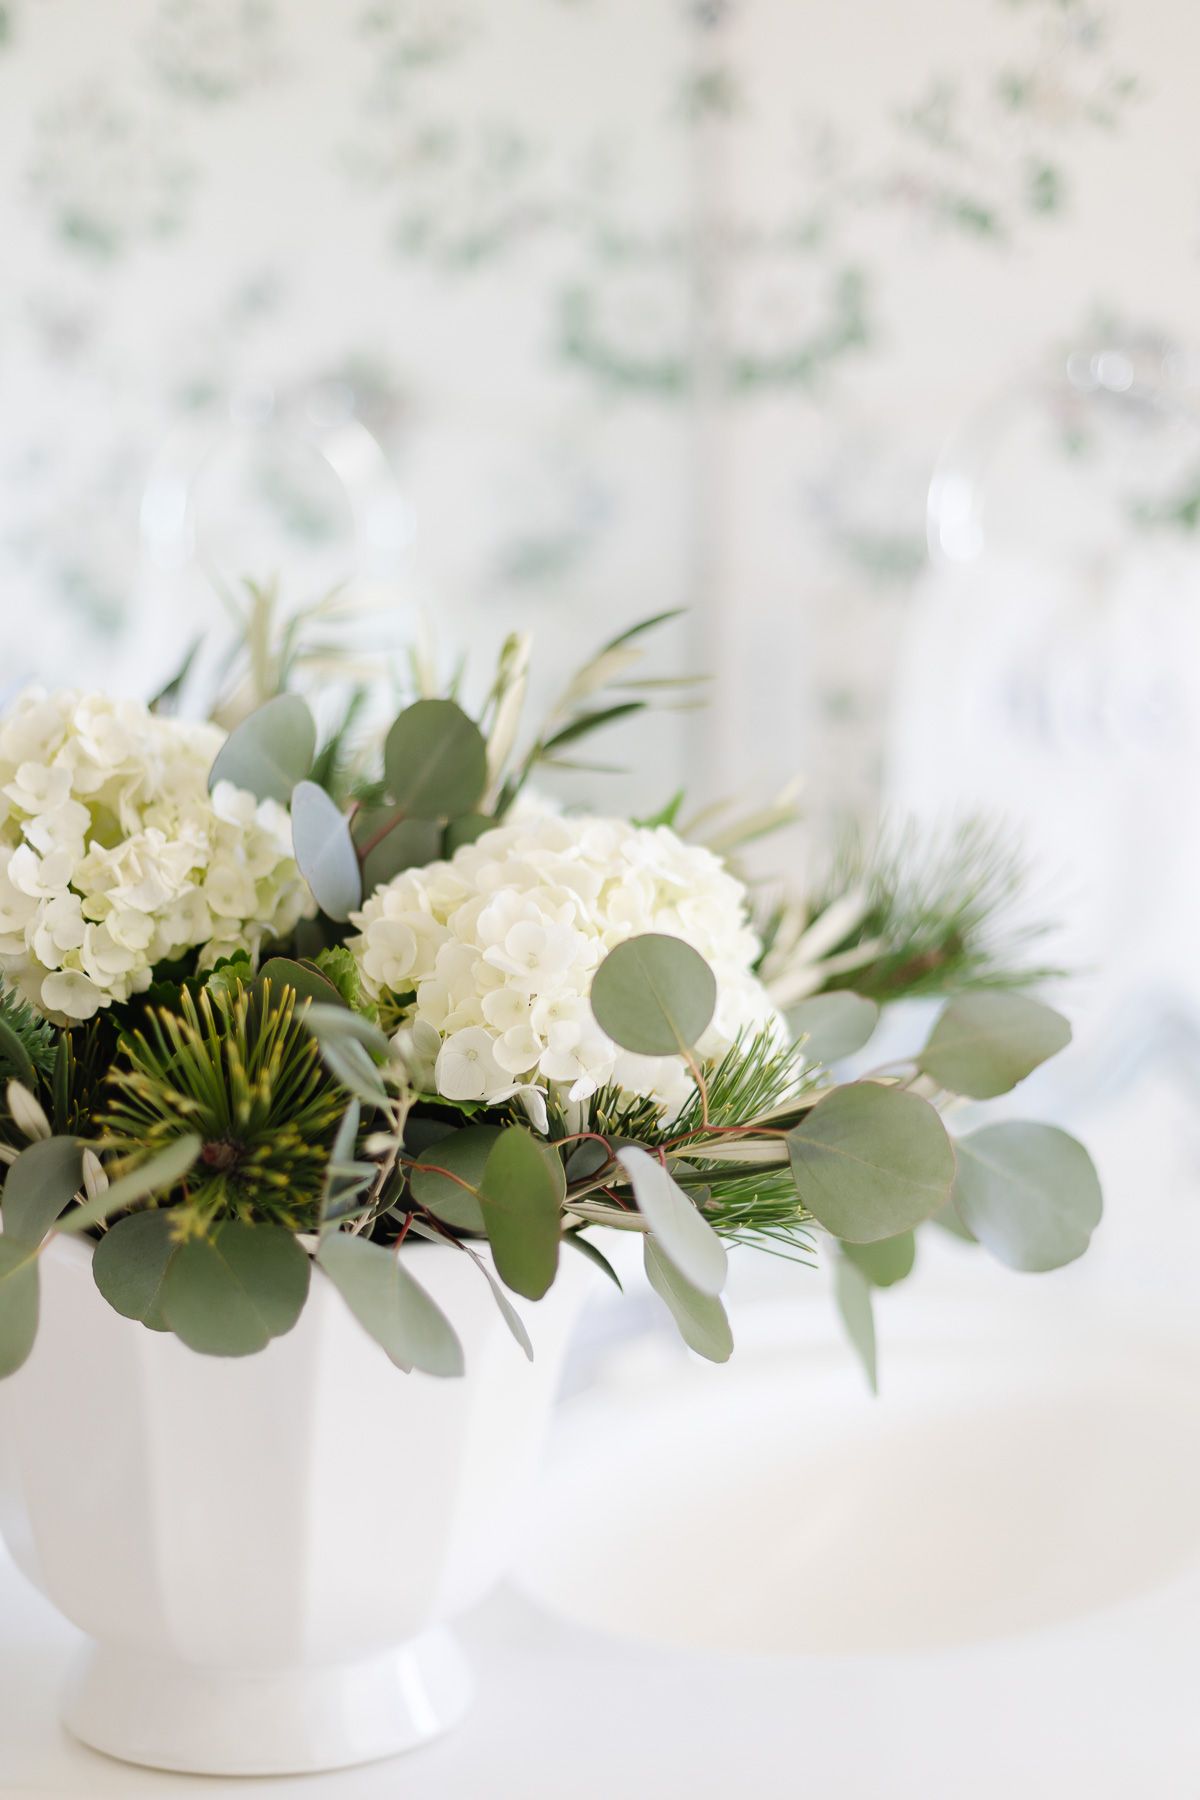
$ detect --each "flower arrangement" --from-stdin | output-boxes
[0,608,1100,1386]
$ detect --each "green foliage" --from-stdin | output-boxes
[0,1238,40,1378]
[616,1146,727,1297]
[311,946,378,1019]
[100,982,345,1234]
[952,1122,1102,1271]
[383,699,488,820]
[92,1211,180,1330]
[789,992,880,1065]
[787,1083,956,1243]
[918,991,1071,1099]
[409,1125,495,1232]
[161,1221,311,1357]
[0,985,56,1080]
[833,1255,877,1394]
[207,693,316,804]
[318,1233,464,1377]
[643,1238,733,1363]
[478,1127,563,1300]
[591,933,717,1057]
[290,778,363,922]
[842,1230,916,1288]
[0,1137,83,1243]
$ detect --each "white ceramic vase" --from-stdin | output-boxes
[0,1232,591,1776]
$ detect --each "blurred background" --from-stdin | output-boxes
[2,5,1199,1788]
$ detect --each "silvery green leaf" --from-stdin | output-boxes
[162,1221,311,1358]
[477,1127,563,1300]
[643,1237,732,1363]
[787,1083,955,1243]
[409,1125,497,1233]
[952,1121,1102,1271]
[318,1233,464,1377]
[842,1230,915,1288]
[833,1254,877,1394]
[789,992,880,1065]
[291,780,362,923]
[383,699,488,820]
[304,1004,390,1058]
[57,1135,202,1234]
[92,1211,180,1330]
[258,957,346,1009]
[0,1238,39,1379]
[1,1136,83,1244]
[208,694,316,804]
[590,933,717,1056]
[617,1145,727,1297]
[918,992,1071,1100]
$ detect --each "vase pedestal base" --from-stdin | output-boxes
[62,1628,474,1776]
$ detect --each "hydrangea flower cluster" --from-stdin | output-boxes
[0,688,311,1021]
[349,812,782,1118]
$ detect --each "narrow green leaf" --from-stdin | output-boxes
[318,1233,464,1377]
[842,1230,916,1288]
[591,933,717,1056]
[56,1135,202,1234]
[478,1127,563,1300]
[564,1230,623,1290]
[291,780,363,923]
[458,1242,534,1361]
[0,1018,35,1088]
[410,1125,498,1232]
[1,1136,83,1244]
[643,1238,732,1362]
[833,1255,877,1394]
[162,1222,311,1357]
[952,1122,1102,1272]
[0,1238,39,1379]
[383,699,488,820]
[92,1211,180,1330]
[318,1038,391,1108]
[918,992,1072,1099]
[541,701,645,753]
[789,992,880,1065]
[207,694,316,804]
[787,1082,955,1243]
[617,1146,727,1296]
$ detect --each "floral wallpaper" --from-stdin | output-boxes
[0,0,1193,825]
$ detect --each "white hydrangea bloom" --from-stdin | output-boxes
[350,813,783,1116]
[0,687,312,1022]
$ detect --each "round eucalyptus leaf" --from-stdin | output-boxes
[383,700,488,821]
[409,1125,499,1233]
[841,1230,916,1288]
[92,1210,180,1330]
[258,957,346,1009]
[161,1222,311,1357]
[918,992,1071,1100]
[291,780,362,923]
[0,1238,39,1379]
[591,934,717,1057]
[1,1136,83,1245]
[478,1127,563,1300]
[833,1255,877,1394]
[789,992,880,1066]
[643,1238,732,1363]
[318,1233,464,1377]
[617,1145,727,1297]
[358,815,444,897]
[207,694,316,805]
[787,1082,955,1243]
[444,814,493,856]
[952,1122,1102,1272]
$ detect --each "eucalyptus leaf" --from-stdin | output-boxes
[842,1230,916,1288]
[590,933,717,1057]
[444,814,493,855]
[789,992,880,1065]
[643,1237,733,1363]
[320,1099,366,1230]
[207,694,316,804]
[787,1082,955,1243]
[564,1230,623,1290]
[616,1146,727,1297]
[833,1254,877,1394]
[0,1238,39,1379]
[410,1125,498,1232]
[161,1222,311,1357]
[259,957,347,1009]
[56,1134,202,1234]
[478,1127,563,1300]
[92,1211,180,1330]
[458,1242,534,1361]
[918,992,1071,1100]
[928,1197,977,1243]
[318,1233,464,1377]
[304,1003,389,1058]
[355,814,443,896]
[952,1122,1102,1272]
[317,1038,391,1108]
[291,780,363,923]
[383,699,488,820]
[1,1136,83,1244]
[0,1018,35,1088]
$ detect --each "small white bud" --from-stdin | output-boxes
[81,1148,109,1202]
[6,1080,52,1143]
